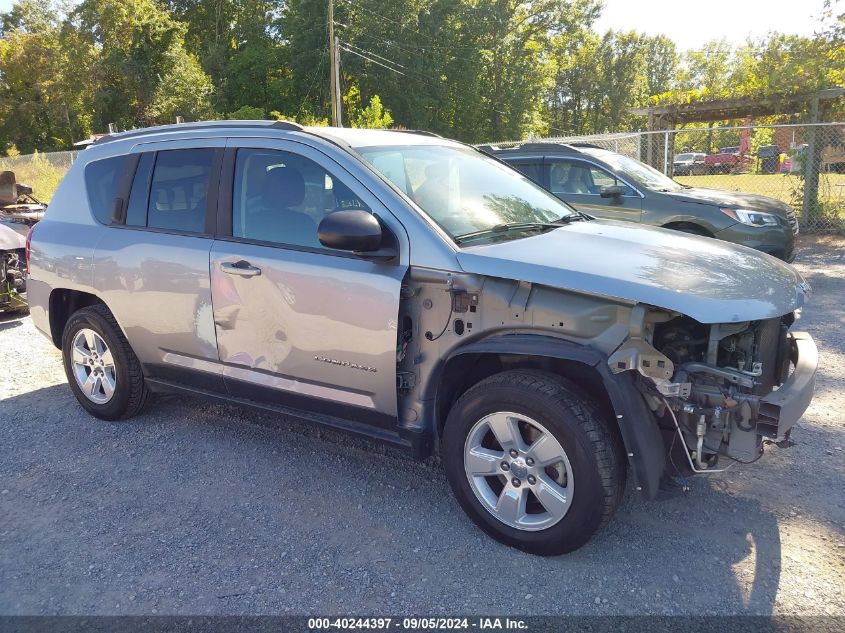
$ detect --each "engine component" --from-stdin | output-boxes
[0,248,27,312]
[649,314,793,472]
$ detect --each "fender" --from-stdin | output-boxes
[434,334,665,500]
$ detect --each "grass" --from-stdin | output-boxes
[675,172,845,230]
[0,152,74,203]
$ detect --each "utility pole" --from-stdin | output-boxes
[328,0,342,126]
[334,36,342,127]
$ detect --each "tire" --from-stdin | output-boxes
[441,370,625,555]
[61,304,150,421]
[670,223,711,238]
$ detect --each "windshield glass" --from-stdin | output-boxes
[357,144,577,240]
[675,153,694,161]
[584,150,682,192]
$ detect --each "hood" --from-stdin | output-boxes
[456,220,809,324]
[664,187,791,216]
[0,221,27,250]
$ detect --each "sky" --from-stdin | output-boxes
[594,0,831,49]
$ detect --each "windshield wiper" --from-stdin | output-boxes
[455,216,581,244]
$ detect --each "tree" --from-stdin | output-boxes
[343,86,393,128]
[678,39,733,94]
[165,1,287,115]
[0,27,68,151]
[591,30,650,131]
[69,0,214,129]
[0,0,57,35]
[643,35,677,97]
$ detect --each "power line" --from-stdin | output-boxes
[340,40,407,70]
[351,30,484,67]
[339,44,406,75]
[296,49,328,117]
[337,41,516,123]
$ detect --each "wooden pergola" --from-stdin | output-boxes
[630,88,845,129]
[630,88,845,221]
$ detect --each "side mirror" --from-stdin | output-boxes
[318,210,395,260]
[600,185,623,199]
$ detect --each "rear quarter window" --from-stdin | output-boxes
[84,155,131,224]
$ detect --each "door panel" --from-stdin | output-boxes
[210,241,404,415]
[548,159,642,222]
[93,141,224,388]
[210,139,408,419]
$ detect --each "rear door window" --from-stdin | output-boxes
[84,155,131,224]
[146,149,215,233]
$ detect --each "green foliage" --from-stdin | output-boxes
[343,86,393,128]
[70,0,215,129]
[0,0,842,152]
[653,30,844,118]
[271,110,330,127]
[546,27,668,135]
[0,0,57,35]
[227,105,267,120]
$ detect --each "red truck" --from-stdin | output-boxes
[704,146,752,174]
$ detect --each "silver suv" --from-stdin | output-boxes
[27,121,817,555]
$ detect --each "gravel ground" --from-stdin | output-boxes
[1,235,844,616]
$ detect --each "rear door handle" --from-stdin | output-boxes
[220,260,262,277]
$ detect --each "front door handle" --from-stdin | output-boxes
[220,260,262,277]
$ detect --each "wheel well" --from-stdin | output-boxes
[48,289,105,348]
[436,353,618,438]
[662,221,713,237]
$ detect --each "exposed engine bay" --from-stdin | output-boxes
[609,305,803,473]
[0,247,27,313]
[0,170,46,313]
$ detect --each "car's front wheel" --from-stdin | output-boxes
[442,370,624,555]
[61,304,150,420]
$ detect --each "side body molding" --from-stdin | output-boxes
[437,334,666,499]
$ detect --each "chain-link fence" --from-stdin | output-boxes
[0,150,79,203]
[487,122,845,233]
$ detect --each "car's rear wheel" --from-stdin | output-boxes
[667,223,711,238]
[442,370,624,555]
[61,304,150,420]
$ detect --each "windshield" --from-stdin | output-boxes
[357,144,578,241]
[675,153,694,161]
[584,150,682,192]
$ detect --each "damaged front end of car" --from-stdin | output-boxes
[609,303,818,473]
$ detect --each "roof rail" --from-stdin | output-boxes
[478,141,583,153]
[92,120,303,145]
[566,142,608,150]
[518,142,578,151]
[392,129,444,138]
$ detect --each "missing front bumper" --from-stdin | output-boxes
[758,331,817,438]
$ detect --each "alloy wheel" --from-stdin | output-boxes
[463,411,574,531]
[71,328,117,405]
